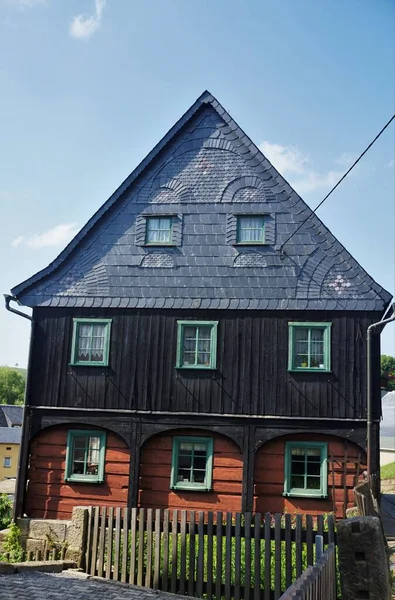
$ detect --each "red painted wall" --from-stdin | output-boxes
[254,433,366,518]
[26,425,130,519]
[139,429,243,514]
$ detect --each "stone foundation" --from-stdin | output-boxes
[17,506,89,568]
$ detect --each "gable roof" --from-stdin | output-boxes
[0,405,23,427]
[11,91,392,312]
[0,427,22,445]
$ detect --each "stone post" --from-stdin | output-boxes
[65,506,89,568]
[337,516,392,600]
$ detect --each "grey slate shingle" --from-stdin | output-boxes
[11,91,392,312]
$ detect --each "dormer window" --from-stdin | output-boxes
[145,217,173,245]
[236,216,265,244]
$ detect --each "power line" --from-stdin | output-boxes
[280,113,395,255]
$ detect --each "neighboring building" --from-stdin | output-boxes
[0,405,22,481]
[9,91,392,520]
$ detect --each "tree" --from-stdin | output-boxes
[381,355,395,391]
[0,367,25,405]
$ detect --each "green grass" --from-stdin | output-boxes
[380,461,395,480]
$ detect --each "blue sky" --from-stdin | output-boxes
[1,0,394,367]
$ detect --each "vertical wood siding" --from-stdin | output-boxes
[30,307,381,421]
[139,429,243,513]
[254,433,366,518]
[25,425,130,519]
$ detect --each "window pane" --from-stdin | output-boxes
[193,470,206,483]
[238,216,264,243]
[306,477,321,490]
[291,475,304,488]
[147,218,172,243]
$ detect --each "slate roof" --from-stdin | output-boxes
[11,91,392,312]
[0,427,22,444]
[0,405,23,427]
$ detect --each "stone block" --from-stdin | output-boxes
[16,560,64,573]
[29,519,69,543]
[345,506,359,518]
[0,562,16,574]
[337,516,392,600]
[26,539,45,554]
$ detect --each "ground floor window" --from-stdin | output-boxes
[284,441,328,498]
[65,430,106,483]
[3,456,11,468]
[171,436,213,491]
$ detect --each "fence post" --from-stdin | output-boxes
[315,535,324,560]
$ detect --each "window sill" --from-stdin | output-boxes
[143,243,176,247]
[233,242,269,246]
[170,485,212,492]
[283,492,328,499]
[65,478,104,484]
[176,365,217,371]
[288,368,331,374]
[69,362,109,368]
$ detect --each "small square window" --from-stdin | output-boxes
[288,322,331,372]
[236,216,265,244]
[176,321,218,369]
[70,319,111,366]
[145,217,173,245]
[65,430,106,483]
[171,436,213,491]
[3,457,11,468]
[284,442,328,498]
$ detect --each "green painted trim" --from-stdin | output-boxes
[145,216,173,245]
[284,441,328,498]
[70,319,112,367]
[176,321,218,369]
[65,429,106,484]
[170,435,214,491]
[288,322,331,372]
[236,215,265,244]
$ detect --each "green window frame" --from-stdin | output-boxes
[236,215,265,244]
[170,436,214,491]
[176,321,218,369]
[288,322,331,372]
[284,441,328,498]
[70,319,112,367]
[145,217,173,245]
[65,429,106,483]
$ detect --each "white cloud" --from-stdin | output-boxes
[12,223,79,249]
[11,236,25,248]
[388,159,395,168]
[259,141,354,195]
[69,0,105,40]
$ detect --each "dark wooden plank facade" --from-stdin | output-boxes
[30,307,382,420]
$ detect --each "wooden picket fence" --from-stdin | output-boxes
[85,507,336,600]
[279,540,337,600]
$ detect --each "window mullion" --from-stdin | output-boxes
[190,448,195,483]
[194,327,199,366]
[307,329,311,368]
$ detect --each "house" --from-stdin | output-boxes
[8,91,392,521]
[0,404,23,482]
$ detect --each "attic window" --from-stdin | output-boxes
[236,216,265,244]
[145,217,173,245]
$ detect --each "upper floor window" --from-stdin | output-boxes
[145,217,173,245]
[65,429,106,483]
[3,457,11,468]
[170,436,213,491]
[70,319,111,367]
[288,322,331,372]
[236,216,265,244]
[176,321,218,369]
[284,441,328,498]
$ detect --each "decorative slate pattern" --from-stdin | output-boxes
[11,91,392,312]
[233,252,267,268]
[141,252,175,268]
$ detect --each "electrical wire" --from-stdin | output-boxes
[279,113,395,254]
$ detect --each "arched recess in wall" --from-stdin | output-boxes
[25,423,131,520]
[139,427,244,514]
[221,176,275,203]
[254,432,366,518]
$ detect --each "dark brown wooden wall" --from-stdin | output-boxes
[139,428,243,513]
[254,433,366,518]
[29,307,381,420]
[25,425,130,519]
